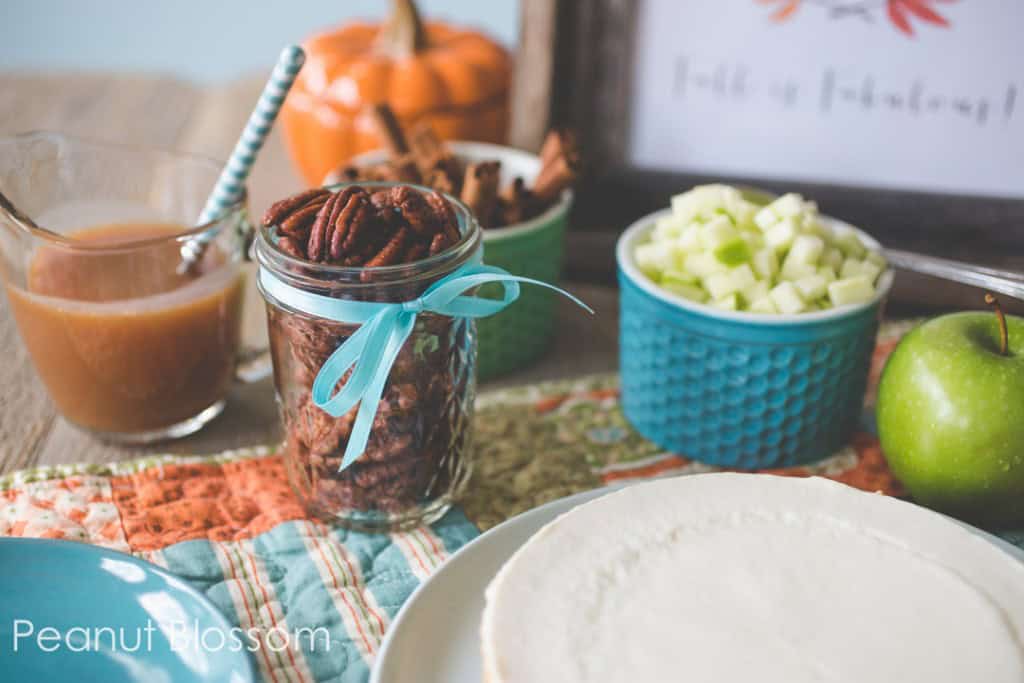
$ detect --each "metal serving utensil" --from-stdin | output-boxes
[885,249,1024,302]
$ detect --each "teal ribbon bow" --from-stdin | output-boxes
[259,263,592,471]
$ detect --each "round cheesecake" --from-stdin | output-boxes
[481,474,1024,682]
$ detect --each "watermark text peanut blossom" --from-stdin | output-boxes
[9,619,331,653]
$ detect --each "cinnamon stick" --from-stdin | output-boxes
[460,161,501,228]
[497,177,534,224]
[532,129,580,203]
[532,154,577,202]
[370,103,410,158]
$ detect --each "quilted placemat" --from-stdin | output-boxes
[2,319,1021,682]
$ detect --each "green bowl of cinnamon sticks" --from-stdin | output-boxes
[331,114,576,380]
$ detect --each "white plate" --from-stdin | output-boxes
[370,484,1024,683]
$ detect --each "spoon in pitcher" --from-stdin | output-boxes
[0,188,65,240]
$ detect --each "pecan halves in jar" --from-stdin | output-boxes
[263,188,331,228]
[264,184,462,267]
[306,189,344,262]
[280,196,329,239]
[277,235,305,259]
[386,185,435,237]
[364,227,410,269]
[426,191,462,245]
[428,231,452,256]
[336,191,376,259]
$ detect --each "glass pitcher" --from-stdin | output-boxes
[0,132,265,443]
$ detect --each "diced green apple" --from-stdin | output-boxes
[653,214,688,240]
[780,253,818,281]
[741,230,765,250]
[834,230,867,259]
[754,206,778,231]
[765,218,800,252]
[663,282,707,302]
[828,276,874,306]
[676,225,702,252]
[787,234,825,266]
[661,268,698,286]
[748,295,778,314]
[731,201,760,230]
[794,274,828,301]
[635,242,672,278]
[703,264,756,300]
[712,293,739,311]
[751,248,779,281]
[713,238,752,266]
[865,250,887,269]
[861,260,883,284]
[636,185,883,316]
[770,281,806,315]
[684,252,725,279]
[729,264,758,291]
[824,247,844,271]
[743,280,770,305]
[768,193,804,219]
[699,216,739,250]
[703,273,735,300]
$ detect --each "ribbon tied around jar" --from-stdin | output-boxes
[258,262,592,470]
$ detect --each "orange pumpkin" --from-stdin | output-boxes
[281,0,512,186]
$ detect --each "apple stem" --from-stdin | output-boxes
[985,292,1009,356]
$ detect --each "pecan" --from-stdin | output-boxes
[278,197,328,240]
[428,231,452,256]
[336,191,376,260]
[263,188,330,227]
[404,242,428,263]
[426,191,462,245]
[365,227,410,269]
[276,235,305,259]
[383,185,432,236]
[306,190,345,262]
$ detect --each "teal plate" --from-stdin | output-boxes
[0,538,254,682]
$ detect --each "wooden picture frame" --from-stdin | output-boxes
[511,0,1024,292]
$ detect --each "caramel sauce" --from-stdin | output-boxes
[7,223,245,434]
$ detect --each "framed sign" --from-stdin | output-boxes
[515,0,1024,282]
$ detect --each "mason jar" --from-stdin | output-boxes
[254,183,480,532]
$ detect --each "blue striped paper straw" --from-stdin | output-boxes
[180,45,305,271]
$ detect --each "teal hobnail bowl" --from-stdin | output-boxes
[616,209,894,469]
[349,143,571,381]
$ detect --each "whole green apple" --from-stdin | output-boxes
[877,306,1024,528]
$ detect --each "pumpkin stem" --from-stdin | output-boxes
[375,0,428,58]
[985,292,1009,356]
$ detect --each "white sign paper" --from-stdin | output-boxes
[629,0,1024,198]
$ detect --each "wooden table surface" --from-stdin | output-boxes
[0,72,619,476]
